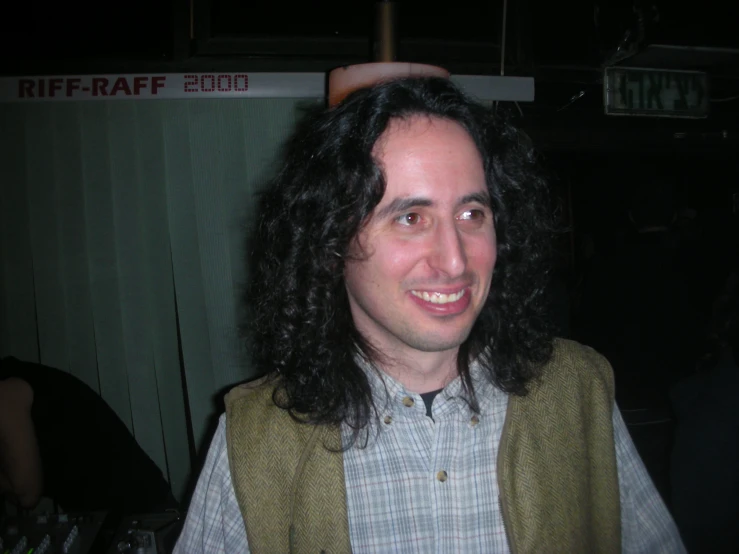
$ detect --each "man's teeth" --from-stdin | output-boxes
[411,289,466,304]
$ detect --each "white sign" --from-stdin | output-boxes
[0,73,535,103]
[0,73,326,102]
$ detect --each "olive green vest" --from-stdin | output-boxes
[225,339,621,553]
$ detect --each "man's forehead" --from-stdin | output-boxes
[373,115,484,185]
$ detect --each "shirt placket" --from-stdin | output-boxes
[394,392,435,553]
[428,395,460,553]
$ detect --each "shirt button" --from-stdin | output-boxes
[470,415,480,426]
[383,415,392,425]
[436,470,448,482]
[402,396,415,407]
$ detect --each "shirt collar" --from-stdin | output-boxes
[356,351,508,418]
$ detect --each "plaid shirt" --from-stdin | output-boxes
[175,364,685,553]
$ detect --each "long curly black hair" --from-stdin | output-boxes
[247,77,556,429]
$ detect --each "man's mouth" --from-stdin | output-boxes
[410,289,466,304]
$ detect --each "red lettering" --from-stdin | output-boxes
[110,77,132,96]
[66,78,81,97]
[184,74,198,93]
[133,76,148,95]
[234,74,248,92]
[151,76,166,95]
[18,79,35,98]
[92,78,109,96]
[217,74,232,92]
[200,74,215,92]
[49,78,63,97]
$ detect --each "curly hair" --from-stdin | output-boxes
[247,77,556,429]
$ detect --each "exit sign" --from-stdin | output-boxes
[604,67,709,119]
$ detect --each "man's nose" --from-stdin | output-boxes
[428,221,467,277]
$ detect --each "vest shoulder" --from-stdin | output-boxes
[224,375,279,414]
[224,375,319,438]
[542,338,615,397]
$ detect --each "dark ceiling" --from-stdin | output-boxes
[2,1,738,69]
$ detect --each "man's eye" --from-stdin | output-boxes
[396,213,422,226]
[459,209,485,221]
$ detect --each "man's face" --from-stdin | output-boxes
[344,116,497,361]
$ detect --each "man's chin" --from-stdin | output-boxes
[403,328,474,354]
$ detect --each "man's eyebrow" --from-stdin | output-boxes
[459,192,492,208]
[373,192,492,221]
[374,197,433,220]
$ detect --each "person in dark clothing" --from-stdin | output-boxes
[0,357,177,516]
[670,271,739,553]
[575,177,701,403]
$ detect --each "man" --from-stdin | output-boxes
[0,357,177,516]
[176,77,685,552]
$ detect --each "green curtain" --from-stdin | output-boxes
[0,97,316,501]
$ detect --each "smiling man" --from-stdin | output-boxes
[175,78,685,553]
[343,116,497,394]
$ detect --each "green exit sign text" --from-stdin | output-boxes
[604,67,709,119]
